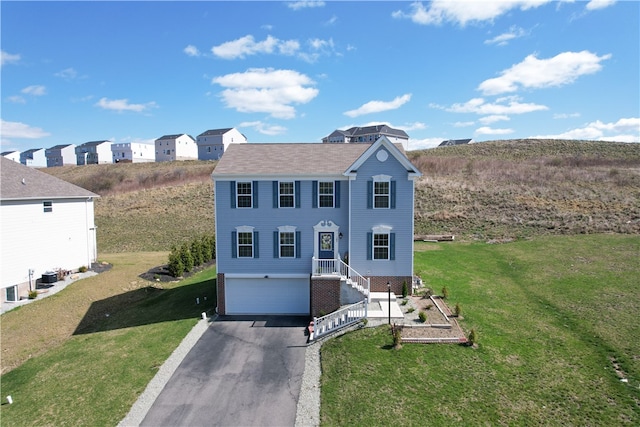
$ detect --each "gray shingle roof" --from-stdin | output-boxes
[439,139,472,147]
[198,128,233,137]
[0,157,98,200]
[212,143,372,177]
[156,134,195,141]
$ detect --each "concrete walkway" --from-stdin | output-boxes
[1,271,98,315]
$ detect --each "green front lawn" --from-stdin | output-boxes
[0,266,216,427]
[321,235,639,425]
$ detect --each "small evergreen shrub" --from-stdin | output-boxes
[391,324,402,349]
[402,281,408,298]
[28,290,38,299]
[180,243,194,273]
[468,328,477,346]
[78,266,88,273]
[441,286,449,299]
[401,300,408,306]
[168,249,184,277]
[407,307,415,313]
[418,310,427,322]
[454,302,462,317]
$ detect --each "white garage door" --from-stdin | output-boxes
[225,276,310,315]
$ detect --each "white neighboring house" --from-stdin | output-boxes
[155,134,198,162]
[20,148,47,168]
[46,144,76,167]
[1,151,21,162]
[196,128,247,160]
[0,157,99,303]
[111,142,155,163]
[76,140,112,165]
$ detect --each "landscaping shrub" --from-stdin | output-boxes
[167,249,184,278]
[401,281,408,298]
[391,324,402,349]
[28,290,38,300]
[418,310,427,322]
[441,286,449,299]
[191,239,204,267]
[78,266,88,273]
[179,243,194,273]
[467,328,477,346]
[454,302,462,317]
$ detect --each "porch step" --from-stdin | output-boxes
[366,292,403,320]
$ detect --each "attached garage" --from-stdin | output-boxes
[225,275,310,315]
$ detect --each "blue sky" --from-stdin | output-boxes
[1,0,638,152]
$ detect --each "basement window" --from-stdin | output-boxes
[43,201,53,213]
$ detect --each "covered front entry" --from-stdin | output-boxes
[225,276,310,315]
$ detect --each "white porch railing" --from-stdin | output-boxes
[311,258,370,301]
[311,299,367,341]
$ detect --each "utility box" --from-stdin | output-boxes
[41,272,57,284]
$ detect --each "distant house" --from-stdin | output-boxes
[45,144,76,167]
[439,139,472,147]
[155,134,198,162]
[20,148,47,168]
[322,124,409,150]
[196,128,247,160]
[111,142,155,163]
[75,140,112,165]
[211,136,421,316]
[0,157,99,303]
[1,151,21,162]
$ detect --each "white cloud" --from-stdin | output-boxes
[530,117,640,142]
[586,0,616,11]
[1,50,20,66]
[95,97,157,113]
[55,68,78,79]
[392,0,551,27]
[407,137,445,150]
[0,119,51,139]
[554,112,581,119]
[476,126,515,135]
[239,121,288,136]
[479,51,611,95]
[453,121,475,127]
[435,96,548,115]
[6,96,26,104]
[287,0,325,10]
[484,26,527,46]
[479,115,510,124]
[184,45,201,57]
[344,94,412,118]
[21,85,46,96]
[212,68,318,119]
[212,35,299,59]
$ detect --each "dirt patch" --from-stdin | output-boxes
[397,293,467,342]
[138,259,216,283]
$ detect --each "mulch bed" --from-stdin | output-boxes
[398,293,467,343]
[138,259,216,283]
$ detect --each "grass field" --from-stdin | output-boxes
[320,235,639,425]
[0,254,216,427]
[41,139,640,253]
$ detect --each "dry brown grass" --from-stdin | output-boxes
[0,252,167,374]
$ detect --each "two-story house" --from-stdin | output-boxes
[45,144,76,167]
[155,134,198,162]
[212,136,421,316]
[0,157,99,303]
[1,151,21,162]
[20,148,47,167]
[322,124,410,150]
[196,128,247,160]
[111,142,155,163]
[75,140,112,165]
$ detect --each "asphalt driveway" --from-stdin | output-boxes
[140,315,309,427]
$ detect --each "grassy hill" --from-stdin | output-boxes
[42,139,640,253]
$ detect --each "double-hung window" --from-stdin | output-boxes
[237,231,254,257]
[279,231,295,258]
[367,226,395,261]
[236,182,253,208]
[279,182,294,208]
[374,181,390,208]
[373,233,389,260]
[319,181,334,208]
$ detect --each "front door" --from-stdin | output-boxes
[318,232,334,259]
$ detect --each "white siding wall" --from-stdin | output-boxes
[155,135,197,162]
[1,198,98,293]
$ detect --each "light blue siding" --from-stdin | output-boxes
[348,147,414,277]
[216,179,350,275]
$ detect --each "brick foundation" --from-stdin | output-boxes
[310,276,341,317]
[216,273,226,315]
[368,276,413,295]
